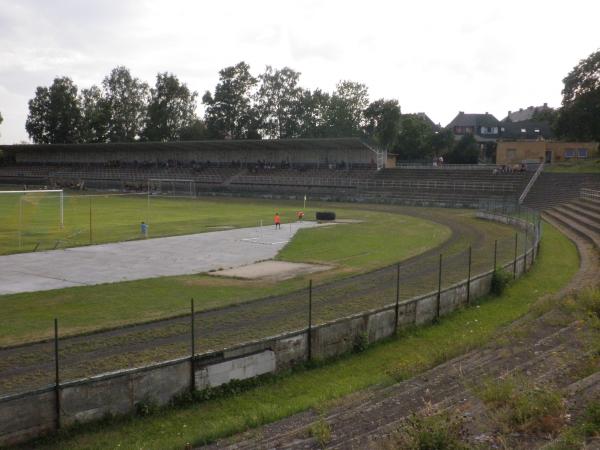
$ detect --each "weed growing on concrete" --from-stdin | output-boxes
[475,376,566,435]
[388,407,472,450]
[309,415,332,449]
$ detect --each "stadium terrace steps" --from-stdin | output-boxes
[543,199,600,248]
[522,172,600,210]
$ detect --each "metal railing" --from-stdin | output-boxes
[518,162,544,204]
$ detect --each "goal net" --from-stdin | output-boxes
[148,179,195,197]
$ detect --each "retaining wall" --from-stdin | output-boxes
[0,212,539,447]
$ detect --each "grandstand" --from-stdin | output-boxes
[0,138,534,207]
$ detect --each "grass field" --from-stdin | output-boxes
[26,221,578,450]
[0,202,451,346]
[0,192,351,254]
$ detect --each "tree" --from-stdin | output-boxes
[296,89,331,138]
[429,128,455,157]
[393,115,436,160]
[255,66,303,139]
[445,134,479,163]
[79,85,110,143]
[25,77,82,144]
[102,66,149,142]
[0,111,3,137]
[202,61,259,139]
[143,72,199,141]
[326,81,369,137]
[179,118,208,140]
[363,99,401,150]
[555,49,600,142]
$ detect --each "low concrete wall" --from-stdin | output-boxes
[0,212,540,447]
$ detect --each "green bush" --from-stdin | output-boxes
[392,410,472,450]
[353,331,369,353]
[491,267,512,296]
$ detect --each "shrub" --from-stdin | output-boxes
[353,331,369,353]
[309,416,331,448]
[135,397,159,417]
[391,409,471,450]
[491,267,511,296]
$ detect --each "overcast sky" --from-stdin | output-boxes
[0,0,598,144]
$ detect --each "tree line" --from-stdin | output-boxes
[19,50,600,160]
[23,62,455,158]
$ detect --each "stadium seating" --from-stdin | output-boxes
[522,173,600,209]
[0,162,534,207]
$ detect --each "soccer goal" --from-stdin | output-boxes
[0,189,64,228]
[148,179,195,197]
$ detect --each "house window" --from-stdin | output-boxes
[465,127,473,134]
[454,126,464,134]
[564,148,576,159]
[534,129,540,133]
[578,148,589,158]
[520,128,526,133]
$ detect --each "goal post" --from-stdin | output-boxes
[148,179,195,197]
[0,189,64,228]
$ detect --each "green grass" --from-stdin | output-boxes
[27,222,578,450]
[0,206,450,346]
[544,157,600,173]
[0,193,328,254]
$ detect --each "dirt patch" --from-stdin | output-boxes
[181,276,272,288]
[209,260,334,281]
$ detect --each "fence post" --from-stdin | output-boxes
[513,232,518,279]
[436,254,442,320]
[493,239,498,272]
[394,263,400,332]
[308,279,313,362]
[190,298,195,393]
[466,246,472,305]
[54,318,61,430]
[89,196,93,244]
[524,226,529,272]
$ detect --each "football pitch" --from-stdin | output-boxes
[0,195,455,347]
[0,191,322,255]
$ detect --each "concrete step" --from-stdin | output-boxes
[562,202,600,224]
[573,198,600,215]
[543,209,600,248]
[552,205,600,235]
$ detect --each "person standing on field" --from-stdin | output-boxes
[274,212,281,229]
[140,221,149,238]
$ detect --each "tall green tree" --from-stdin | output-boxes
[179,118,208,140]
[429,128,454,156]
[79,85,110,143]
[445,134,479,163]
[363,99,401,149]
[102,66,149,142]
[143,72,198,141]
[326,81,369,137]
[296,89,331,138]
[555,49,600,142]
[393,115,435,160]
[255,66,302,139]
[202,61,259,139]
[25,77,82,144]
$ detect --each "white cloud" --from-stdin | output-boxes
[0,0,599,143]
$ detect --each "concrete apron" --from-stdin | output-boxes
[0,221,321,295]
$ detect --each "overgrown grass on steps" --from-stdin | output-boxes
[25,222,578,450]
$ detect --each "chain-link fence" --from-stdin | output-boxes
[0,202,540,396]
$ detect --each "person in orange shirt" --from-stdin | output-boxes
[274,212,281,229]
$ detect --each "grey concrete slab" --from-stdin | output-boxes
[0,221,322,295]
